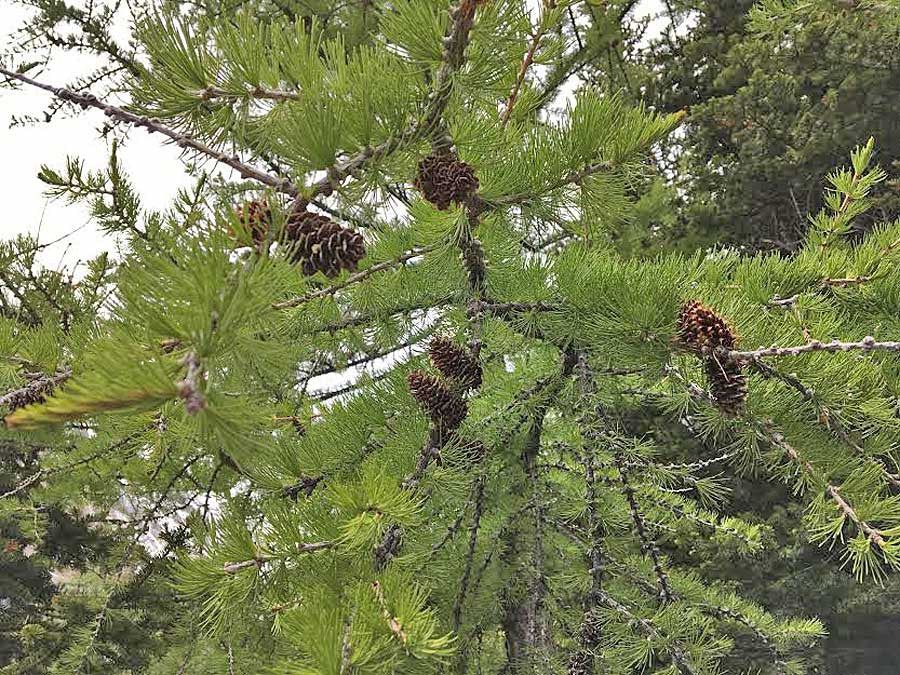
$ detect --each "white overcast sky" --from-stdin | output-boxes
[1,1,665,273]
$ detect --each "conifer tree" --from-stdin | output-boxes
[4,2,900,673]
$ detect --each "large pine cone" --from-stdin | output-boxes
[676,300,737,352]
[428,337,482,389]
[414,153,479,210]
[231,199,273,247]
[285,211,366,278]
[407,370,468,430]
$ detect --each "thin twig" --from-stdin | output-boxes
[728,336,900,361]
[192,85,300,101]
[502,1,558,127]
[452,477,485,631]
[0,67,298,196]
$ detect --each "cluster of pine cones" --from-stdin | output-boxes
[232,200,366,278]
[414,153,479,210]
[676,300,747,415]
[408,336,482,432]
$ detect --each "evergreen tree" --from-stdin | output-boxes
[3,1,900,673]
[580,0,900,250]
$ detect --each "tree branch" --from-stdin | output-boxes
[0,67,297,196]
[728,336,900,361]
[502,1,558,127]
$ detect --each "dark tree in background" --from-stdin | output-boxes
[588,0,900,250]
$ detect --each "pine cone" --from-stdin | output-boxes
[285,211,366,277]
[414,153,479,210]
[407,370,468,430]
[459,238,486,292]
[4,378,57,413]
[677,300,747,414]
[428,337,482,389]
[676,300,738,352]
[704,356,747,415]
[231,199,272,247]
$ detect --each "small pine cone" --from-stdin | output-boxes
[4,377,58,413]
[414,153,479,210]
[5,388,46,413]
[407,370,468,430]
[231,199,272,246]
[459,238,486,291]
[428,337,482,389]
[676,300,737,352]
[285,211,366,277]
[704,356,747,415]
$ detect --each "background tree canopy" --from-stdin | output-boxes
[2,1,900,674]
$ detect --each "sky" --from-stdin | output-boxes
[0,0,666,273]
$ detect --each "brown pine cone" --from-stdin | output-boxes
[428,337,482,389]
[704,356,747,415]
[407,370,468,430]
[285,211,366,277]
[4,378,57,413]
[414,153,479,210]
[676,300,738,352]
[231,199,273,247]
[677,300,747,414]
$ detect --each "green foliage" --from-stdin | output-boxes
[4,1,900,674]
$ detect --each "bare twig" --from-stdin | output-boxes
[502,1,558,127]
[615,454,673,603]
[192,85,299,102]
[0,67,298,196]
[223,541,334,574]
[728,336,900,361]
[453,476,485,632]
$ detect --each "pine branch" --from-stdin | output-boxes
[480,160,616,214]
[289,0,480,213]
[273,245,438,310]
[597,590,698,675]
[452,475,485,631]
[672,367,889,550]
[748,358,900,488]
[0,67,297,195]
[768,430,886,547]
[728,336,900,361]
[0,431,140,500]
[609,558,789,674]
[502,0,558,127]
[614,453,673,603]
